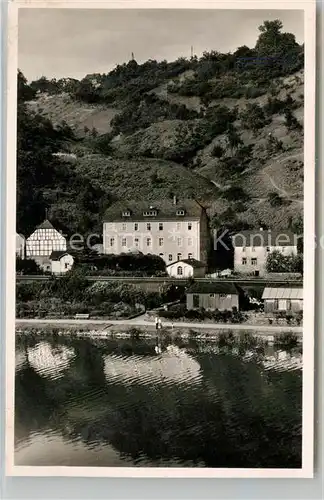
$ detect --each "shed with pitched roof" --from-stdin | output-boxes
[186,282,239,311]
[261,286,303,313]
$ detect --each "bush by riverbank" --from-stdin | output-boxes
[156,305,247,324]
[149,305,303,327]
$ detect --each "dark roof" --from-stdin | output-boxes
[50,250,71,261]
[167,258,205,269]
[17,233,25,240]
[36,219,55,230]
[231,229,297,247]
[186,282,238,295]
[103,199,205,222]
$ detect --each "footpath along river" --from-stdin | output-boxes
[15,329,302,468]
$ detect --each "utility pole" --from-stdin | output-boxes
[131,52,135,61]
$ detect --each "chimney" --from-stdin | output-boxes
[173,195,177,206]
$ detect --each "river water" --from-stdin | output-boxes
[15,331,302,468]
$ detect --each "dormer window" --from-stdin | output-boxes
[176,209,185,216]
[122,210,131,217]
[143,210,157,217]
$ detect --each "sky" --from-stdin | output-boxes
[18,9,304,82]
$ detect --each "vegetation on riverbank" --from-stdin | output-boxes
[16,273,185,319]
[16,325,302,347]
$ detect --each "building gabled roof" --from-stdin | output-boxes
[231,229,297,247]
[262,286,303,300]
[103,199,205,222]
[36,219,55,230]
[167,258,206,269]
[50,250,72,261]
[186,281,238,295]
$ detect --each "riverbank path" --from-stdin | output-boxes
[16,318,303,333]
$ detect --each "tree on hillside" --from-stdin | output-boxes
[255,20,299,56]
[225,125,243,154]
[17,70,36,102]
[268,191,283,207]
[284,108,302,131]
[255,20,301,74]
[240,103,270,133]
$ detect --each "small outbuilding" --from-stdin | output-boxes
[262,286,303,313]
[50,251,74,275]
[166,259,206,279]
[186,282,239,311]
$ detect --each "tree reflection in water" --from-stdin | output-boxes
[15,334,302,468]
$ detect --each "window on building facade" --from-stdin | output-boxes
[242,257,247,265]
[188,253,193,259]
[159,223,163,231]
[219,293,226,298]
[143,210,157,216]
[266,246,270,252]
[282,246,285,252]
[110,238,115,246]
[168,254,173,261]
[251,258,257,266]
[177,266,183,275]
[147,223,151,231]
[122,237,127,247]
[122,211,130,217]
[65,263,69,269]
[159,253,163,258]
[188,237,192,246]
[209,293,215,298]
[176,210,185,216]
[122,223,127,231]
[159,238,164,246]
[177,253,182,261]
[242,246,246,252]
[252,246,256,252]
[146,238,151,246]
[193,294,200,308]
[188,222,192,230]
[177,222,181,230]
[134,238,139,247]
[177,238,182,246]
[134,223,138,231]
[287,299,291,310]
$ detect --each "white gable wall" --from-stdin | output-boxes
[51,254,74,275]
[167,261,205,278]
[26,228,66,257]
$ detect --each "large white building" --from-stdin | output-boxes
[232,229,298,277]
[103,198,210,265]
[26,219,67,271]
